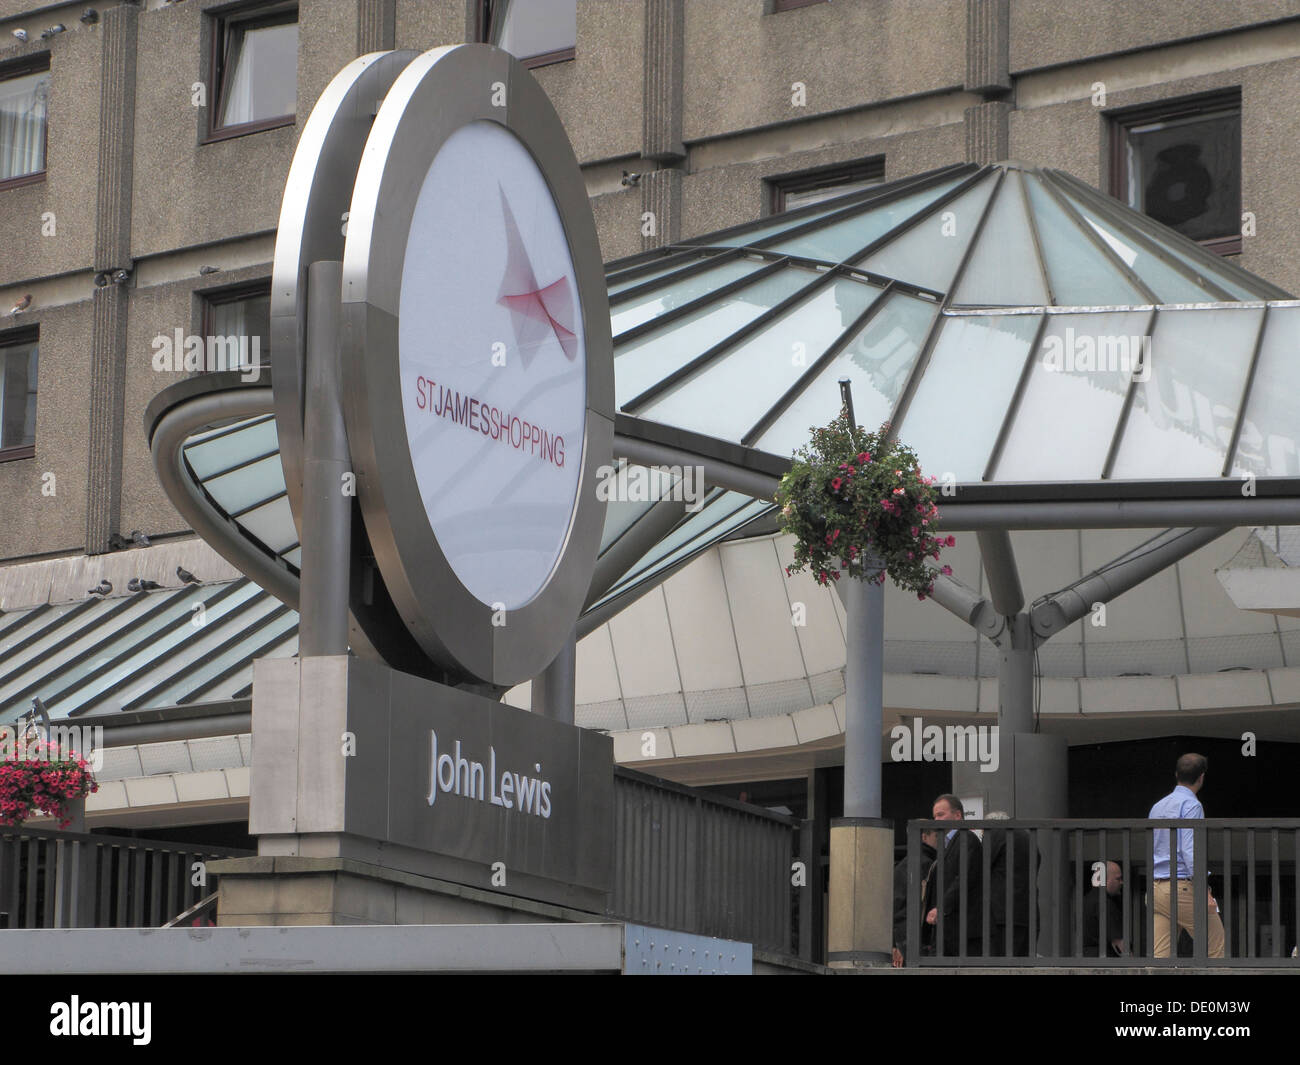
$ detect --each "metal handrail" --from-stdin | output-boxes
[903,817,1300,967]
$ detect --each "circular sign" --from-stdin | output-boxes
[341,44,614,686]
[399,121,586,610]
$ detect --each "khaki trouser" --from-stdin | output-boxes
[1152,879,1225,958]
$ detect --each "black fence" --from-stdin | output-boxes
[903,818,1300,966]
[0,825,252,929]
[2,773,802,953]
[610,767,798,955]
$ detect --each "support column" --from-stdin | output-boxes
[533,626,576,725]
[842,570,883,819]
[298,262,351,658]
[829,566,892,967]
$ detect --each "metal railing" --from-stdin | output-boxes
[903,818,1300,966]
[0,825,252,929]
[610,767,797,954]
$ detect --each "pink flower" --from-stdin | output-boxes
[945,535,956,547]
[831,477,843,491]
[941,564,953,576]
[910,526,919,537]
[857,452,871,463]
[892,488,905,496]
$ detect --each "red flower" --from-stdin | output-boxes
[830,477,843,492]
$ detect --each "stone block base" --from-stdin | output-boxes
[827,818,894,969]
[210,855,605,927]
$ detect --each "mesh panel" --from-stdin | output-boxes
[186,735,245,772]
[1221,527,1300,569]
[1037,642,1085,678]
[809,669,845,705]
[576,698,629,732]
[1083,639,1187,677]
[138,741,193,776]
[1187,632,1285,673]
[97,746,143,780]
[625,692,688,728]
[685,687,749,723]
[746,678,815,718]
[884,639,979,676]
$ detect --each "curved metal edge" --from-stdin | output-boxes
[341,44,612,687]
[148,387,300,609]
[270,48,421,539]
[146,379,397,664]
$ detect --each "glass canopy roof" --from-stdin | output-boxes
[607,161,1296,486]
[120,160,1300,718]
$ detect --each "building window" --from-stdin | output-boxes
[478,0,576,68]
[768,158,885,213]
[0,58,51,189]
[207,3,298,141]
[201,284,270,374]
[0,328,38,460]
[1108,90,1242,255]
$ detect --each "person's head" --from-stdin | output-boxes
[1175,753,1207,793]
[1104,860,1122,896]
[932,794,964,822]
[921,828,940,850]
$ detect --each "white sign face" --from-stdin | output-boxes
[399,121,587,610]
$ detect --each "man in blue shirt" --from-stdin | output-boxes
[1148,753,1224,958]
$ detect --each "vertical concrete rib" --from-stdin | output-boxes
[964,101,1011,165]
[86,5,138,554]
[640,167,682,251]
[642,0,684,163]
[357,0,396,53]
[965,0,1010,95]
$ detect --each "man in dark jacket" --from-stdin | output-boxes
[892,829,938,966]
[984,812,1037,958]
[921,794,983,958]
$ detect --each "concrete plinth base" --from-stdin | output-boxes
[826,817,894,969]
[209,855,605,927]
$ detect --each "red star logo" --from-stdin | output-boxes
[496,184,578,367]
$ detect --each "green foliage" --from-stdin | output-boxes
[775,414,954,598]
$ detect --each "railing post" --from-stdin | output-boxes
[797,819,813,962]
[906,822,920,967]
[1193,825,1208,965]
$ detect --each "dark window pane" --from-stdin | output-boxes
[1123,109,1240,243]
[1,341,37,449]
[0,71,49,181]
[493,0,576,61]
[207,291,270,371]
[217,20,298,128]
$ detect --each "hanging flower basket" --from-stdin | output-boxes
[775,414,954,599]
[0,737,99,829]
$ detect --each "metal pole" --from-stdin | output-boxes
[534,625,576,725]
[298,260,351,657]
[843,562,884,818]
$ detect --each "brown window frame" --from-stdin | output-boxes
[476,0,576,69]
[768,157,885,214]
[199,280,272,375]
[1106,88,1243,257]
[0,324,39,463]
[0,54,52,193]
[203,1,298,145]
